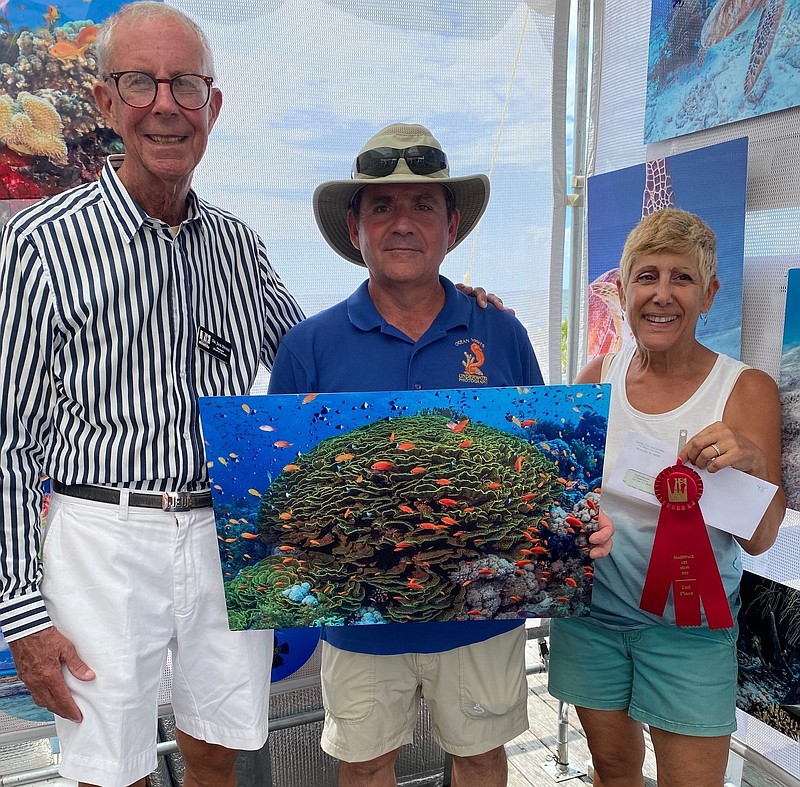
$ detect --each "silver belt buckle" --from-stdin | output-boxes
[162,491,192,512]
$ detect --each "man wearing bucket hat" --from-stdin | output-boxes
[269,123,614,786]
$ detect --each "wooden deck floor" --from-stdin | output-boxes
[511,634,787,787]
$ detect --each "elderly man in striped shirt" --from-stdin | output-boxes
[0,3,305,786]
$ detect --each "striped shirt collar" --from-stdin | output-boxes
[99,155,203,243]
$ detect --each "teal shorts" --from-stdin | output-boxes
[547,617,737,737]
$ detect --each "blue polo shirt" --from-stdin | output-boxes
[268,276,544,654]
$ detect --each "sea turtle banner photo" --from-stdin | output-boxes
[645,0,798,143]
[587,137,747,362]
[198,385,610,630]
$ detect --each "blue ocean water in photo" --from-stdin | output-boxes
[645,0,800,143]
[3,0,148,31]
[199,385,611,628]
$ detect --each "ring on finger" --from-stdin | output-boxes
[711,443,721,457]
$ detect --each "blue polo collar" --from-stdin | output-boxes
[346,276,471,339]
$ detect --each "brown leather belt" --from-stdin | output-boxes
[52,481,213,512]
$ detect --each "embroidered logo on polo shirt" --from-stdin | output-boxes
[457,339,488,385]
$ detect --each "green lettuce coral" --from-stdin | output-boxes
[227,412,575,628]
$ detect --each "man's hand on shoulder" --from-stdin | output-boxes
[456,283,516,315]
[9,627,95,722]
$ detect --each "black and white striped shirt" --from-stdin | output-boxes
[0,157,304,639]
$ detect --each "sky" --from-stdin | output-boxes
[171,0,565,315]
[1,0,571,375]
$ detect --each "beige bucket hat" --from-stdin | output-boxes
[313,123,490,266]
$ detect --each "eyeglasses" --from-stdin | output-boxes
[106,71,214,110]
[352,145,449,178]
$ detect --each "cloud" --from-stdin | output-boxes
[185,0,562,296]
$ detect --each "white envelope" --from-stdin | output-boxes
[605,430,778,540]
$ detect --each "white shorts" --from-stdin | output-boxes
[41,492,273,787]
[320,627,529,762]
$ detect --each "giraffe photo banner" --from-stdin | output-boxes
[586,137,747,362]
[644,0,797,144]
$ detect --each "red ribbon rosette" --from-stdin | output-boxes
[639,461,733,629]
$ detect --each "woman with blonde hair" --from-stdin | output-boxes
[549,208,786,787]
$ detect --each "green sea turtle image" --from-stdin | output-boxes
[698,0,786,97]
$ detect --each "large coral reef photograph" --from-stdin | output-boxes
[0,2,124,202]
[198,385,610,631]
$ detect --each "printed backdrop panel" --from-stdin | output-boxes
[0,0,130,199]
[645,0,800,144]
[737,571,800,742]
[780,268,800,510]
[587,138,748,362]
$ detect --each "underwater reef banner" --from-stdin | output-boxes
[587,138,747,362]
[199,385,610,631]
[645,0,799,144]
[780,268,800,512]
[0,0,135,201]
[737,571,800,742]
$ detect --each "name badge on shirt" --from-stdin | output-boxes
[197,326,232,364]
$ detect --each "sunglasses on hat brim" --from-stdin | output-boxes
[352,145,449,178]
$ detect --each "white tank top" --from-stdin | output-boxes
[590,345,748,629]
